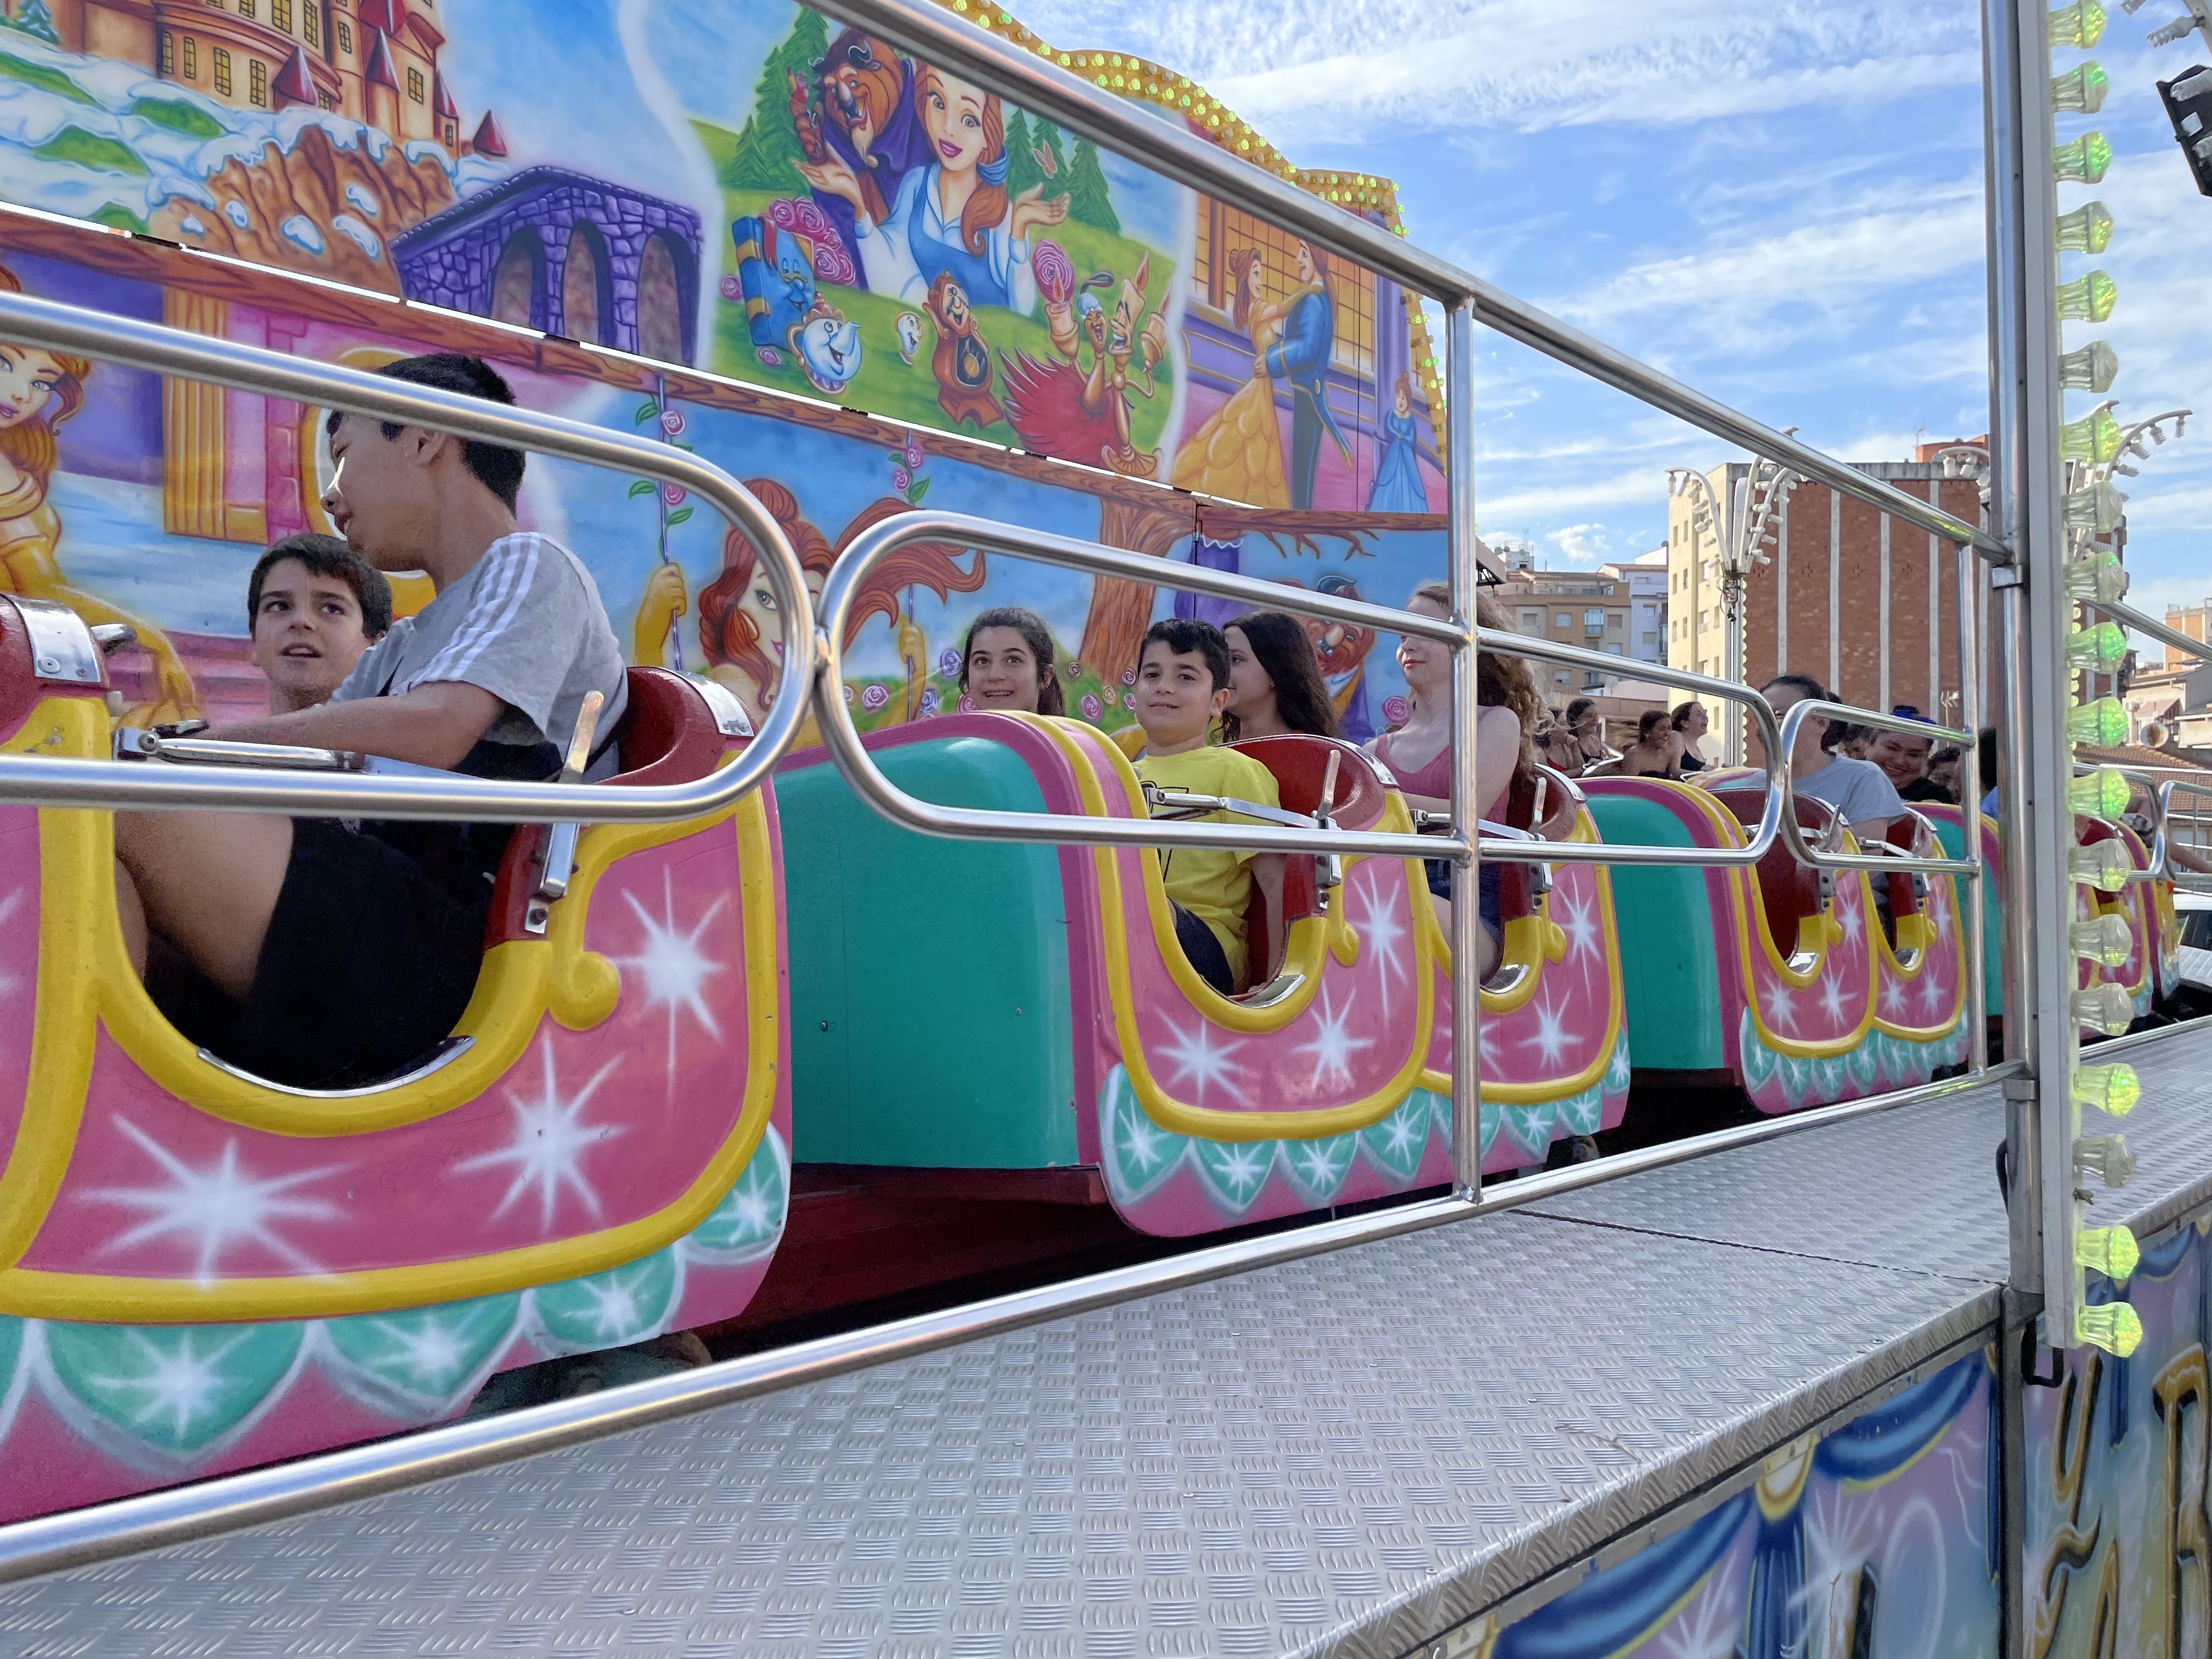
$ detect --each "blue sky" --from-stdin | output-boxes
[1007,0,2212,625]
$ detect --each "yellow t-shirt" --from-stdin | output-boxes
[1133,744,1283,985]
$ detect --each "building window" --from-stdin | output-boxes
[407,65,424,101]
[272,0,290,29]
[303,0,318,46]
[249,57,266,104]
[182,35,197,77]
[317,88,336,109]
[1583,608,1604,628]
[212,46,230,93]
[335,16,351,50]
[1554,612,1571,629]
[1518,610,1541,633]
[237,0,253,16]
[1554,672,1570,686]
[160,29,174,71]
[1605,643,1623,656]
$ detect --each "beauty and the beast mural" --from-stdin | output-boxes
[0,0,1446,730]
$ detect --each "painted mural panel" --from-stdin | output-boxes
[1432,1349,2000,1659]
[2023,1211,2212,1659]
[0,0,1441,516]
[0,229,1444,733]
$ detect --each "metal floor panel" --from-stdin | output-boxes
[0,1216,1991,1659]
[1523,1023,2212,1273]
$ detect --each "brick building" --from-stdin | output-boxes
[1499,568,1633,699]
[1666,441,1991,727]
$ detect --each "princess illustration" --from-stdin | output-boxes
[1169,246,1290,507]
[0,261,196,721]
[1365,372,1429,513]
[630,477,985,733]
[801,63,1066,315]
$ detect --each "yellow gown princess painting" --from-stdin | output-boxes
[0,262,197,723]
[1169,247,1290,509]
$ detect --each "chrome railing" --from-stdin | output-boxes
[0,290,816,822]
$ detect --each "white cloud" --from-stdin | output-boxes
[1550,522,1613,563]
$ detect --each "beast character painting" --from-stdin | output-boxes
[791,29,931,289]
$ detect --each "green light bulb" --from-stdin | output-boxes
[2051,0,2106,48]
[2057,269,2118,323]
[2059,404,2124,464]
[2062,549,2128,603]
[2059,338,2118,391]
[2075,1225,2140,1282]
[2071,911,2134,966]
[2052,61,2111,114]
[2067,696,2130,744]
[2074,1132,2135,1187]
[2071,1060,2139,1113]
[2064,621,2129,673]
[2062,479,2127,532]
[2078,1301,2142,1356]
[2055,200,2115,253]
[2073,979,2135,1033]
[2068,766,2131,820]
[2054,132,2113,184]
[2068,838,2134,893]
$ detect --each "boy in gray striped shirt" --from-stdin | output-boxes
[116,353,628,1090]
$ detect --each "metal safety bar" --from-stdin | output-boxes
[817,0,2006,565]
[0,291,818,822]
[817,510,1455,860]
[1768,701,1981,876]
[0,1054,2020,1591]
[2091,597,2212,667]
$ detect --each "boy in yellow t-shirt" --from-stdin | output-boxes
[1129,618,1282,993]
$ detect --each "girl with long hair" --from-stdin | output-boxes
[801,63,1067,314]
[631,476,985,730]
[958,604,1064,715]
[1369,582,1538,979]
[1221,608,1336,741]
[1167,246,1290,507]
[0,261,196,721]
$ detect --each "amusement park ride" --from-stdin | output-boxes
[0,0,2207,1653]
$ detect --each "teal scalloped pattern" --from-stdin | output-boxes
[6,1124,789,1472]
[1739,1012,1971,1112]
[1098,1029,1632,1218]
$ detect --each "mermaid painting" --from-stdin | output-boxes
[630,476,986,733]
[0,260,196,721]
[1167,247,1289,508]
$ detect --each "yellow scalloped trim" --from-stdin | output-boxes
[1021,714,1434,1140]
[0,697,783,1322]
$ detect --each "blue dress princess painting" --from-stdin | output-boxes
[803,64,1067,315]
[1365,373,1429,513]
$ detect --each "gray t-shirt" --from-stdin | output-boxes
[335,531,628,778]
[1719,753,1904,827]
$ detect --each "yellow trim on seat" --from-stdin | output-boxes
[0,697,782,1322]
[1022,715,1434,1141]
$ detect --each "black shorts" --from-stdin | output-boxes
[152,817,492,1091]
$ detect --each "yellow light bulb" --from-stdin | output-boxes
[2072,980,2134,1034]
[2067,768,2130,821]
[2068,838,2133,891]
[2075,1225,2140,1282]
[2077,1301,2142,1355]
[2071,1061,2140,1114]
[2066,697,2130,745]
[2070,911,2134,967]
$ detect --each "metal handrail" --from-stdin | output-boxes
[815,511,1451,857]
[0,291,816,822]
[1759,701,1981,876]
[0,1054,2019,1588]
[2089,596,2212,667]
[818,0,2006,563]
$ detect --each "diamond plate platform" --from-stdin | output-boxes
[8,1024,2212,1659]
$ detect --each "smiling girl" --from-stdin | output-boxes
[802,63,1066,314]
[958,605,1064,714]
[0,262,196,721]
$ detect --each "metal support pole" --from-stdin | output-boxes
[1446,302,1482,1205]
[1957,539,1988,1075]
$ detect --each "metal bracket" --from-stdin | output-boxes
[1990,564,2025,590]
[2019,1322,2064,1389]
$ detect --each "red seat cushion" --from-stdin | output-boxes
[487,669,742,945]
[1715,790,1838,958]
[1230,736,1389,989]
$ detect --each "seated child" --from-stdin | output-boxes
[1129,618,1282,995]
[245,533,394,714]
